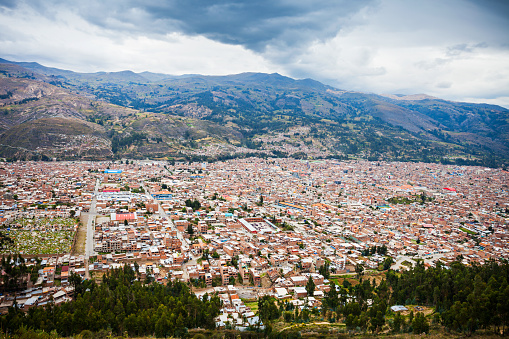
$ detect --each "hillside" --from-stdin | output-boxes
[0,59,508,166]
[0,63,242,160]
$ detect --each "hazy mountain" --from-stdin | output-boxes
[0,58,507,167]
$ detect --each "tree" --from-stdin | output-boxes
[412,312,429,334]
[258,296,280,324]
[133,261,140,277]
[323,281,339,311]
[306,276,316,297]
[201,248,210,261]
[211,276,222,287]
[68,272,83,300]
[257,195,263,206]
[355,263,365,279]
[0,233,13,251]
[319,262,330,279]
[187,224,194,236]
[185,199,201,211]
[283,311,293,322]
[391,312,403,333]
[382,257,394,270]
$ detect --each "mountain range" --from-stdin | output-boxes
[0,58,508,167]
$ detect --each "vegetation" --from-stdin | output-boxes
[319,259,509,336]
[1,265,221,338]
[1,257,508,337]
[388,193,434,205]
[185,199,201,211]
[1,62,508,167]
[361,244,388,257]
[0,255,41,292]
[253,259,509,337]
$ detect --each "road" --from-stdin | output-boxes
[141,182,189,250]
[85,178,100,258]
[140,181,196,280]
[391,256,417,271]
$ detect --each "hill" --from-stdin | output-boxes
[0,58,508,166]
[0,63,242,161]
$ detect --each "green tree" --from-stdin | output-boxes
[323,281,339,311]
[258,296,280,324]
[355,263,365,279]
[391,312,403,333]
[306,276,316,297]
[68,272,83,300]
[319,262,330,279]
[412,312,430,334]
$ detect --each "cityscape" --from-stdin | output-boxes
[1,0,508,337]
[1,158,507,336]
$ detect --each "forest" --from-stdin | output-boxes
[316,259,509,336]
[1,260,508,338]
[1,266,221,338]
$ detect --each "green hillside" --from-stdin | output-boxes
[0,59,508,166]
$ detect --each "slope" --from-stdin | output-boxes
[1,58,508,166]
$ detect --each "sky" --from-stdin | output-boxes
[1,0,508,108]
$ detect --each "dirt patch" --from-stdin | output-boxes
[366,272,386,286]
[96,216,110,224]
[261,274,272,288]
[401,305,435,317]
[333,276,360,287]
[73,218,88,255]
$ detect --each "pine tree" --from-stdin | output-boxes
[306,275,316,297]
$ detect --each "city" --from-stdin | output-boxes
[0,158,507,333]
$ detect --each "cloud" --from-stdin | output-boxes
[0,4,274,74]
[436,81,452,89]
[1,0,509,108]
[11,0,376,52]
[0,0,16,9]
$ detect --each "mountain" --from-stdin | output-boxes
[0,58,508,167]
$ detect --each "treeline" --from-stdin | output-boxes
[0,255,41,293]
[361,244,388,257]
[387,260,509,335]
[317,259,509,336]
[111,132,147,153]
[1,265,221,338]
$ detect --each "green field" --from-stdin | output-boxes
[459,226,477,235]
[244,301,259,313]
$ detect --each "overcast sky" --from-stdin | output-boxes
[1,0,508,107]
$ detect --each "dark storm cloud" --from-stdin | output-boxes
[18,0,376,52]
[0,0,16,9]
[2,0,509,107]
[467,0,509,18]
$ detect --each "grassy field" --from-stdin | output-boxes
[244,301,259,313]
[459,226,477,235]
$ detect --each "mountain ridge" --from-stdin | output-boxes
[0,58,507,167]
